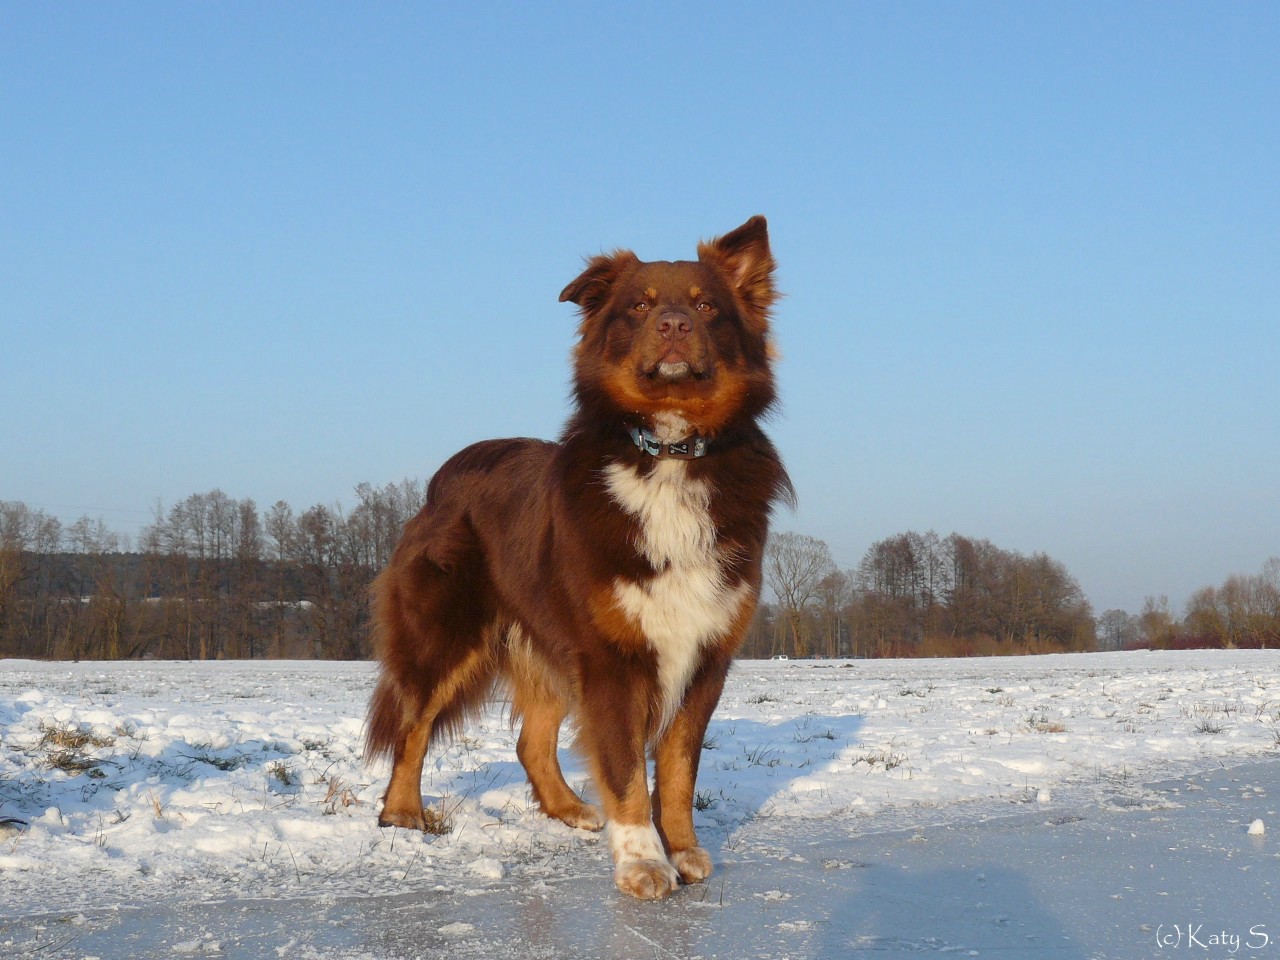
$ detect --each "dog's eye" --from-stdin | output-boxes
[696,300,715,313]
[633,300,650,312]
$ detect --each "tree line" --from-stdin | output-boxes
[0,483,425,661]
[3,492,1276,661]
[1096,560,1280,652]
[745,529,1097,659]
[749,530,1280,658]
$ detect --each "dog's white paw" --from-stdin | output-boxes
[609,821,678,898]
[615,858,679,899]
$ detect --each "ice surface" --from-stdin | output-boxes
[1,651,1278,958]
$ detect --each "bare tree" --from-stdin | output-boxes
[764,532,835,657]
[1,502,62,656]
[1098,609,1138,650]
[64,516,126,659]
[815,568,856,657]
[1139,595,1175,647]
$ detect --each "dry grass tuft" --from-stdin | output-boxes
[420,803,453,836]
[852,749,910,772]
[37,721,114,753]
[321,777,362,815]
[35,721,115,775]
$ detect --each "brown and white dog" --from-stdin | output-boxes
[364,216,792,899]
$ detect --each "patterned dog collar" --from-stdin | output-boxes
[627,425,709,460]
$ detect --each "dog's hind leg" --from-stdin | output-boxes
[516,695,603,831]
[366,519,498,832]
[373,642,493,830]
[506,628,603,830]
[379,704,437,831]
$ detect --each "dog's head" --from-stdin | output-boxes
[560,216,779,436]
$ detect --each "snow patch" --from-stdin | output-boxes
[438,921,475,937]
[1,651,1278,918]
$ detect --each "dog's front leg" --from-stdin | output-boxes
[652,655,730,884]
[578,656,678,900]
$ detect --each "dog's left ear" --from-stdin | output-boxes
[698,215,777,325]
[559,250,640,315]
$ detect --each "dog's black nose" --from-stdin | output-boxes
[655,312,692,341]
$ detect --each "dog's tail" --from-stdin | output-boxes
[361,520,499,767]
[364,668,403,766]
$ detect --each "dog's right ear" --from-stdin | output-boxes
[559,250,639,314]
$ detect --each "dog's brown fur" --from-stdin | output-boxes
[365,216,791,899]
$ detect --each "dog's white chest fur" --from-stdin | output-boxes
[604,456,748,733]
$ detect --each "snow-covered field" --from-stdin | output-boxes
[1,650,1278,958]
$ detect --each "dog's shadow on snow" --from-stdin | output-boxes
[695,712,867,829]
[416,711,866,844]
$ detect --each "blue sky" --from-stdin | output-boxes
[2,3,1277,616]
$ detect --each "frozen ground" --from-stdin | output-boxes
[1,651,1278,959]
